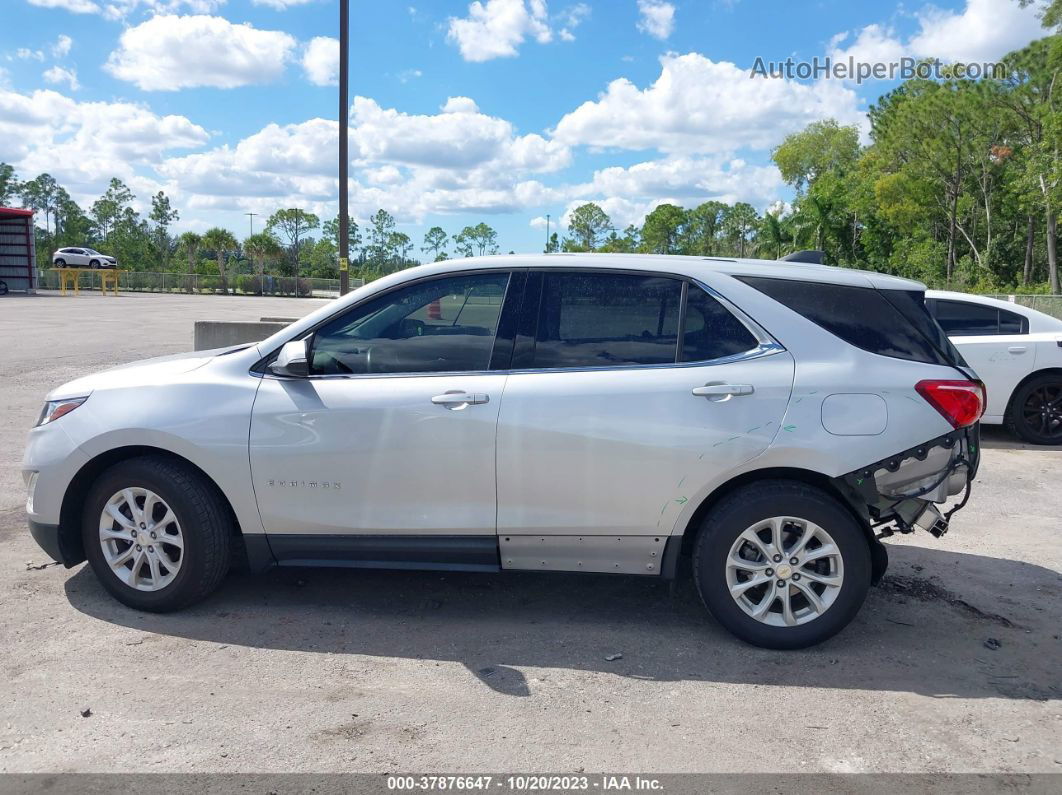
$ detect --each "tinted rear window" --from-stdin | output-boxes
[930,299,1028,336]
[530,273,682,368]
[738,277,965,367]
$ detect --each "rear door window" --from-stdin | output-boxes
[930,299,1028,336]
[523,272,682,368]
[739,277,965,367]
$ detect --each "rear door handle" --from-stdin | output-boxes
[1008,345,1027,354]
[431,391,489,408]
[692,384,755,398]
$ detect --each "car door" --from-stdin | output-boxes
[249,270,518,548]
[929,298,1031,420]
[495,270,794,573]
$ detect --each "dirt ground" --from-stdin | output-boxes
[0,291,1059,773]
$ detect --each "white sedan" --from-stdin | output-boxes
[926,290,1062,444]
[51,247,117,268]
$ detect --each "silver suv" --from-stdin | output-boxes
[23,254,982,648]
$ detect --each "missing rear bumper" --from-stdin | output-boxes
[837,424,979,538]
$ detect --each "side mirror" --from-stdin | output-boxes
[270,339,310,378]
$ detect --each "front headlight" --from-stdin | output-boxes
[36,396,88,427]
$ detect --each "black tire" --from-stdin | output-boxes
[82,455,232,612]
[89,259,100,268]
[1005,373,1062,445]
[54,258,66,267]
[692,480,872,650]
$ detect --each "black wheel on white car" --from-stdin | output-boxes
[1007,373,1062,445]
[82,455,232,612]
[89,259,100,268]
[54,258,66,267]
[693,480,871,649]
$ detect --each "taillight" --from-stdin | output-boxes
[915,380,985,429]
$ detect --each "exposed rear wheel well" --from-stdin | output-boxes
[676,467,886,583]
[58,446,243,567]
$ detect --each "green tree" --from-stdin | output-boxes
[566,202,612,251]
[721,202,760,258]
[772,120,861,192]
[266,208,320,276]
[758,209,793,259]
[454,222,499,257]
[421,226,449,261]
[176,232,202,275]
[201,227,238,294]
[90,178,134,241]
[20,173,59,237]
[322,213,361,252]
[640,204,687,254]
[244,232,283,287]
[0,163,20,206]
[365,209,397,271]
[149,191,179,269]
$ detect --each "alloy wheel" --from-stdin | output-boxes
[1021,384,1062,441]
[98,487,184,591]
[725,516,844,627]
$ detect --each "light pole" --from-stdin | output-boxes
[338,0,350,295]
[545,213,550,252]
[245,212,258,236]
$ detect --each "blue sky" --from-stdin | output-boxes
[0,0,1050,257]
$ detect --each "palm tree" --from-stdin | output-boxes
[201,227,238,294]
[177,231,202,273]
[244,232,282,293]
[758,212,793,259]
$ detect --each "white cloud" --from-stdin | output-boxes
[552,52,865,154]
[52,34,73,57]
[0,87,208,204]
[252,0,314,8]
[16,48,45,61]
[830,0,1044,73]
[447,0,552,62]
[26,0,101,13]
[43,65,80,90]
[636,0,674,40]
[302,36,338,86]
[557,2,590,41]
[104,15,296,90]
[101,0,225,19]
[349,95,570,172]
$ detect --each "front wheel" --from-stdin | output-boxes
[82,455,233,612]
[693,480,871,649]
[54,258,66,267]
[89,259,100,268]
[1007,374,1062,445]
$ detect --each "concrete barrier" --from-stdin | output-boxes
[193,320,288,351]
[259,316,298,323]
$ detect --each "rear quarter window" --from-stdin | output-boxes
[738,276,965,367]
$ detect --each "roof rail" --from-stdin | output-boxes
[779,250,824,264]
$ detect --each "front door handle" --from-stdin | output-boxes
[431,391,489,408]
[692,383,755,398]
[1008,345,1028,354]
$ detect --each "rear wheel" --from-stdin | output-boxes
[1007,374,1062,445]
[82,456,232,612]
[54,258,66,267]
[693,480,871,649]
[89,259,100,268]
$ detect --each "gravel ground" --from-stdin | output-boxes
[0,291,1059,774]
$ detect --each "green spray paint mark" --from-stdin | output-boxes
[783,424,797,432]
[675,496,688,506]
[746,426,761,434]
[676,476,686,488]
[855,478,864,486]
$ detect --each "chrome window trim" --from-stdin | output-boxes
[254,268,786,382]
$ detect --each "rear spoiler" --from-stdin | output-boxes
[779,250,824,264]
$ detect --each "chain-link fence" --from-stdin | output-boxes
[983,294,1062,321]
[36,270,364,298]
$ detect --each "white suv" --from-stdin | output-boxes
[52,247,117,268]
[23,255,982,649]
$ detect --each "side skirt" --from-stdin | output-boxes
[266,534,502,573]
